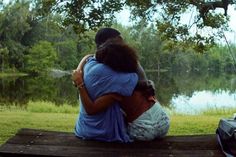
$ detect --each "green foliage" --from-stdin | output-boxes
[125,0,232,52]
[25,41,57,74]
[0,47,9,71]
[0,1,31,41]
[61,0,124,35]
[22,16,62,46]
[32,0,58,17]
[55,40,78,70]
[133,24,163,70]
[0,1,83,73]
[76,30,97,59]
[202,13,229,28]
[4,40,26,69]
[0,0,236,74]
[0,1,31,69]
[42,0,234,52]
[207,44,236,73]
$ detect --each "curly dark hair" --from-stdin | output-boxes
[96,38,155,98]
[96,38,138,73]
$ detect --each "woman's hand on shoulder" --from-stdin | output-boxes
[72,54,94,87]
[76,54,94,71]
[72,69,83,87]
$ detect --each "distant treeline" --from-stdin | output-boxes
[0,1,236,75]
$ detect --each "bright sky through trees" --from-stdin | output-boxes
[2,0,236,44]
[116,5,236,44]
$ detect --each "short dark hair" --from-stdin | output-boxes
[95,28,121,48]
[134,80,155,98]
[96,39,138,73]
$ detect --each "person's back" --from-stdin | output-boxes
[75,57,138,142]
[120,80,156,123]
[95,39,170,141]
[95,39,155,122]
[73,35,169,141]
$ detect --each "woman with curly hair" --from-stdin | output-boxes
[73,38,169,141]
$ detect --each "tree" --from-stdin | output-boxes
[0,1,31,69]
[0,47,9,71]
[24,41,57,74]
[62,0,124,34]
[4,40,26,70]
[131,23,163,71]
[22,15,63,46]
[0,1,31,41]
[41,0,236,52]
[55,40,78,70]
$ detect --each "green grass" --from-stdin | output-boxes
[0,101,235,145]
[0,101,79,113]
[168,108,235,135]
[27,101,79,113]
[201,107,236,116]
[0,72,28,77]
[169,115,222,135]
[0,101,79,144]
[0,111,77,145]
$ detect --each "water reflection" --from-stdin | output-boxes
[171,90,236,114]
[0,71,236,114]
[146,72,236,114]
[0,75,78,107]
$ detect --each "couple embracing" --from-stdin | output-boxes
[72,28,170,142]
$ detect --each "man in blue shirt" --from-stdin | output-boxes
[74,28,139,142]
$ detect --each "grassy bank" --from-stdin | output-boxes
[0,101,235,145]
[0,72,28,77]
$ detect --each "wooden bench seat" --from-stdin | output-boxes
[0,128,225,157]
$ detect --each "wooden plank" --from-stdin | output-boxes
[0,128,225,157]
[4,134,221,150]
[0,143,224,157]
[16,128,217,142]
[7,128,221,149]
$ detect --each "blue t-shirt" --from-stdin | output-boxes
[75,57,138,142]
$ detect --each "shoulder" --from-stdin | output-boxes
[85,57,125,76]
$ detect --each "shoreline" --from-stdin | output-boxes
[0,101,234,145]
[0,72,28,77]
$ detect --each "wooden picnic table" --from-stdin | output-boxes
[0,128,225,157]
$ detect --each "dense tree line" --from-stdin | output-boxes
[0,1,82,74]
[0,1,236,75]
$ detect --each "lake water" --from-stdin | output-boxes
[0,71,236,114]
[171,90,236,114]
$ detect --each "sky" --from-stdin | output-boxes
[223,6,236,43]
[116,5,236,44]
